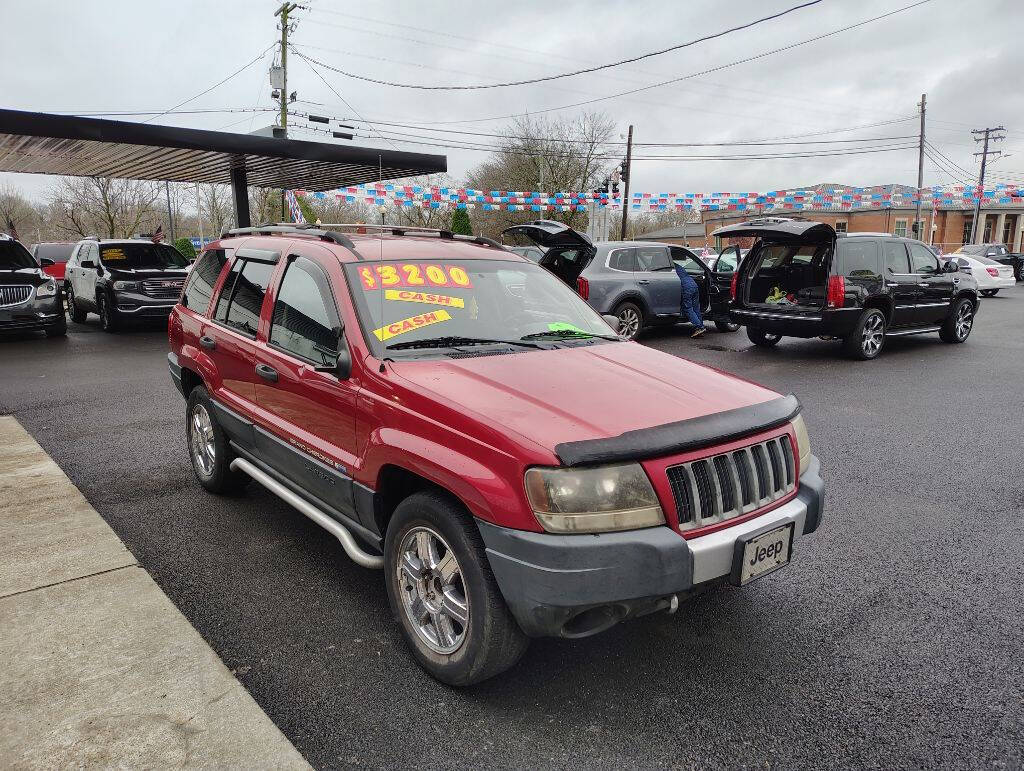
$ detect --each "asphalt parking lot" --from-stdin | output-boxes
[2,289,1022,770]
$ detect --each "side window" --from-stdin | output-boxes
[181,249,227,313]
[220,259,275,337]
[672,252,704,276]
[883,241,910,274]
[837,241,881,278]
[214,259,244,322]
[636,246,672,271]
[608,248,636,271]
[714,251,738,274]
[908,243,939,275]
[996,246,1007,256]
[269,256,342,366]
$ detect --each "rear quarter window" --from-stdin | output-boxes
[837,241,881,278]
[181,249,229,314]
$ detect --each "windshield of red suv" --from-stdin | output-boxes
[99,243,189,270]
[344,257,615,354]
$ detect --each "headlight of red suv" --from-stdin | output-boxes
[524,463,665,534]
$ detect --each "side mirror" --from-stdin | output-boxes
[602,314,621,334]
[40,257,55,267]
[314,335,352,379]
[944,260,959,273]
[81,260,95,269]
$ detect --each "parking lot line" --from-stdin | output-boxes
[0,415,310,769]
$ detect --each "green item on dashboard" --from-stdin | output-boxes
[547,322,589,333]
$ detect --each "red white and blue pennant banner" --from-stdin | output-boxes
[292,183,1024,213]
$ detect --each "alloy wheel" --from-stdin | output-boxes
[955,302,974,339]
[190,404,216,477]
[397,526,470,655]
[617,308,640,339]
[861,313,884,356]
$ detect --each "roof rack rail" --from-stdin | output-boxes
[220,222,504,250]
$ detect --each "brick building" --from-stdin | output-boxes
[634,223,708,247]
[704,205,1024,254]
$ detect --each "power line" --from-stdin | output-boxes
[142,43,277,124]
[297,53,399,151]
[293,1,824,90]
[298,14,912,124]
[300,0,931,126]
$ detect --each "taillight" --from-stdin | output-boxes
[826,275,845,308]
[986,267,1000,277]
[576,276,590,300]
[729,271,738,301]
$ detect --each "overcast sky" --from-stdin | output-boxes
[3,0,1022,200]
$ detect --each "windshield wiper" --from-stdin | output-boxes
[386,335,543,351]
[520,330,619,341]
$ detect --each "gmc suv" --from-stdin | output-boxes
[168,223,824,685]
[65,238,190,331]
[721,219,980,359]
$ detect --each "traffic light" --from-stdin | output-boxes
[620,159,629,184]
[612,182,620,195]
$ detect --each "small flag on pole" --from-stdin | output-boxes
[151,225,164,243]
[285,190,306,224]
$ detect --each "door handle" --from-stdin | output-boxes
[255,363,279,383]
[199,335,216,350]
[637,279,651,285]
[917,283,929,287]
[885,282,899,288]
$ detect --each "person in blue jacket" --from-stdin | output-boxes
[673,261,706,338]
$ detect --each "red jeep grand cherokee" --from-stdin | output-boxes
[168,224,824,685]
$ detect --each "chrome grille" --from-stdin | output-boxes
[0,285,32,307]
[666,435,796,530]
[142,278,185,299]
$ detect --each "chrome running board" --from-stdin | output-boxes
[885,326,941,337]
[229,457,384,569]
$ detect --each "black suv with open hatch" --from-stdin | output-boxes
[720,219,979,360]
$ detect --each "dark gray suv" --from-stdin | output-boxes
[503,221,736,339]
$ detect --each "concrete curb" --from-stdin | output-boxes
[0,416,311,769]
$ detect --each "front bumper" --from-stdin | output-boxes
[479,455,823,638]
[0,291,65,333]
[111,291,177,318]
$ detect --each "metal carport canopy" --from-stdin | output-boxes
[0,109,447,227]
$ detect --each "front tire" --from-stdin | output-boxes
[98,294,119,333]
[980,289,998,297]
[715,319,740,333]
[746,327,782,347]
[66,284,87,323]
[844,308,886,360]
[186,386,248,494]
[940,298,975,344]
[384,491,528,686]
[613,301,644,341]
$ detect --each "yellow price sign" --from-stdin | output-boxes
[383,289,465,309]
[372,309,452,341]
[101,248,126,260]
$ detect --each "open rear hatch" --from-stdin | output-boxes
[502,220,595,288]
[713,219,835,312]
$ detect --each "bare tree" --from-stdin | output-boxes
[50,177,162,238]
[199,184,233,234]
[0,184,37,239]
[466,112,617,238]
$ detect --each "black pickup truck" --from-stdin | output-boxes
[951,243,1023,280]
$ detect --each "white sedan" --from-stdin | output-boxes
[950,254,1016,296]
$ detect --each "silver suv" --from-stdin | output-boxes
[503,220,736,339]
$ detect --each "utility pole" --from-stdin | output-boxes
[165,181,175,242]
[618,124,633,240]
[195,181,204,247]
[275,2,298,220]
[969,125,1005,244]
[914,94,926,239]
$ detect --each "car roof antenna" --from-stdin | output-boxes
[378,155,387,374]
